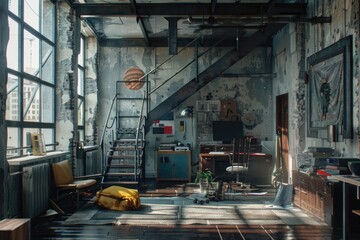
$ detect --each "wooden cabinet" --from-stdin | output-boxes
[156,151,191,182]
[293,171,341,227]
[0,219,30,240]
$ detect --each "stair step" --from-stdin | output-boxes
[107,164,137,168]
[108,154,142,160]
[115,139,145,142]
[114,144,143,148]
[111,146,138,151]
[109,155,135,159]
[105,172,139,177]
[118,116,141,118]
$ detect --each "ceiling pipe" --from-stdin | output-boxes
[187,16,331,25]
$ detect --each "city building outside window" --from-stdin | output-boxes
[6,0,55,157]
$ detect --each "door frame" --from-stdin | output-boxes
[276,93,289,183]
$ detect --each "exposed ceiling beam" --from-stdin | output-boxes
[130,0,150,46]
[99,37,249,48]
[210,0,217,14]
[137,17,150,46]
[166,18,180,55]
[73,3,307,17]
[266,0,278,15]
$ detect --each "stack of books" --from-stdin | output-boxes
[322,165,350,175]
[317,157,356,176]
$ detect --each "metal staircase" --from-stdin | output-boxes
[146,23,286,128]
[99,24,285,189]
[100,90,147,188]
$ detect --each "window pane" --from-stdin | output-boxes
[23,128,39,155]
[24,0,40,31]
[41,41,54,83]
[8,0,19,16]
[23,30,40,76]
[78,98,84,126]
[42,128,54,151]
[42,0,55,41]
[79,37,84,67]
[78,129,84,143]
[6,74,20,121]
[7,127,20,157]
[41,85,54,123]
[23,80,40,122]
[7,17,19,71]
[78,68,84,96]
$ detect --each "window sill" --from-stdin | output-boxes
[8,151,70,166]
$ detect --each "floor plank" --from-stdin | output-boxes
[31,181,360,239]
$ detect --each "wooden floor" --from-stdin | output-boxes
[30,181,357,239]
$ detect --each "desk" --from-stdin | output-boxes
[199,152,272,185]
[331,175,360,240]
[199,153,232,175]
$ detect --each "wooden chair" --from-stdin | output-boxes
[51,160,98,209]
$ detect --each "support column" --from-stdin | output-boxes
[0,0,10,219]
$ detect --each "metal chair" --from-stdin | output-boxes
[51,160,98,209]
[225,136,252,183]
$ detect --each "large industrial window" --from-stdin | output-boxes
[78,35,85,144]
[6,0,56,158]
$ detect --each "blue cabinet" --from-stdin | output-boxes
[156,151,191,182]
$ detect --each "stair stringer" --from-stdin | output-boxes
[146,23,286,130]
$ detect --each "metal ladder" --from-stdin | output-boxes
[100,87,147,188]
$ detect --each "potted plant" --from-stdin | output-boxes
[195,169,214,193]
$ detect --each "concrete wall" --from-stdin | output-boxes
[98,45,275,177]
[272,0,360,182]
[84,36,99,146]
[56,2,77,152]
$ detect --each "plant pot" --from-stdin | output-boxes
[199,178,209,193]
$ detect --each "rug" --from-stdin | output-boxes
[64,196,325,226]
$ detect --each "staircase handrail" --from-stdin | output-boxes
[149,37,227,95]
[134,91,147,182]
[137,36,202,83]
[99,93,119,172]
[135,91,147,147]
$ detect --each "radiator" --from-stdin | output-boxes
[22,163,50,218]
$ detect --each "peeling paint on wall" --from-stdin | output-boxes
[194,76,274,141]
[56,2,76,151]
[98,45,275,176]
[85,37,99,145]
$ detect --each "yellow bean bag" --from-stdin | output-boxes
[95,186,141,211]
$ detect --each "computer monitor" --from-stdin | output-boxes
[212,121,244,143]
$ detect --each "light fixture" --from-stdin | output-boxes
[180,106,193,117]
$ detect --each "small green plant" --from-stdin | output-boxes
[194,169,214,184]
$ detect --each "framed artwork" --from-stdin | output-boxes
[196,101,208,111]
[307,36,353,139]
[31,133,46,156]
[152,112,174,135]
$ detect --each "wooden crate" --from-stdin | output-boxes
[0,219,30,240]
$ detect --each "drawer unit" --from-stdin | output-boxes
[293,171,341,228]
